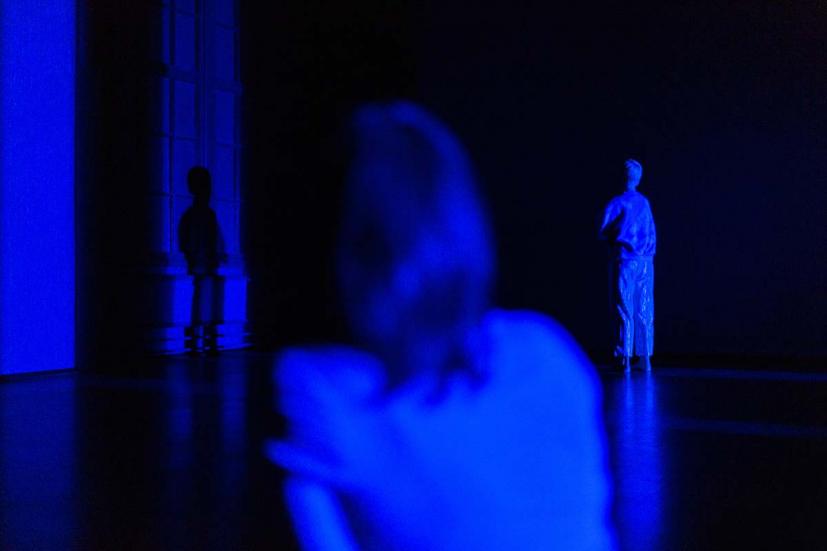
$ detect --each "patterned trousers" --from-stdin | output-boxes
[612,257,654,358]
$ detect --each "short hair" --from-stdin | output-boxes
[187,166,212,196]
[338,101,494,386]
[625,159,643,179]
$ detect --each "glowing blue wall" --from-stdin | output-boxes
[0,0,75,374]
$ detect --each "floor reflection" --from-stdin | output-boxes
[2,358,826,549]
[0,374,79,549]
[68,354,291,550]
[612,372,664,551]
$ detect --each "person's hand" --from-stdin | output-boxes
[268,348,389,488]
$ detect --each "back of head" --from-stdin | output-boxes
[624,159,642,188]
[338,101,494,388]
[187,166,212,201]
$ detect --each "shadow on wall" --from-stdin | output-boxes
[76,2,248,368]
[178,167,227,355]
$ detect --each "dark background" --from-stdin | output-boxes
[242,1,826,362]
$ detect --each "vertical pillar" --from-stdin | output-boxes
[0,1,76,373]
[203,0,247,349]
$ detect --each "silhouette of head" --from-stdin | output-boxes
[338,101,494,387]
[187,166,212,204]
[625,159,642,190]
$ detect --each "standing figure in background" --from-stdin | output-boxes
[599,159,656,372]
[268,102,615,550]
[179,166,226,355]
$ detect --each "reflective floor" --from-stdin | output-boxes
[1,353,825,550]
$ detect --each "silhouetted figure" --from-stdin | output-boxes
[599,159,656,372]
[178,166,226,355]
[268,102,615,550]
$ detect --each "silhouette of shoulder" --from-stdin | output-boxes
[484,309,601,405]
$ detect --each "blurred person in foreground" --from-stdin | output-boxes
[267,101,616,551]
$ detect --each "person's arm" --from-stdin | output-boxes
[598,202,620,241]
[178,212,191,254]
[206,210,229,264]
[268,347,382,550]
[266,421,359,551]
[281,475,358,551]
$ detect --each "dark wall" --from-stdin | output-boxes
[77,2,159,367]
[241,1,418,345]
[242,2,826,359]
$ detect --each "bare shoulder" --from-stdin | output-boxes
[485,309,601,402]
[605,194,623,209]
[486,309,589,361]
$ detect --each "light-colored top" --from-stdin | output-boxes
[269,309,616,551]
[599,190,657,259]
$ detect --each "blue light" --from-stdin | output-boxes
[269,102,616,549]
[0,375,78,547]
[0,0,75,374]
[615,373,663,550]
